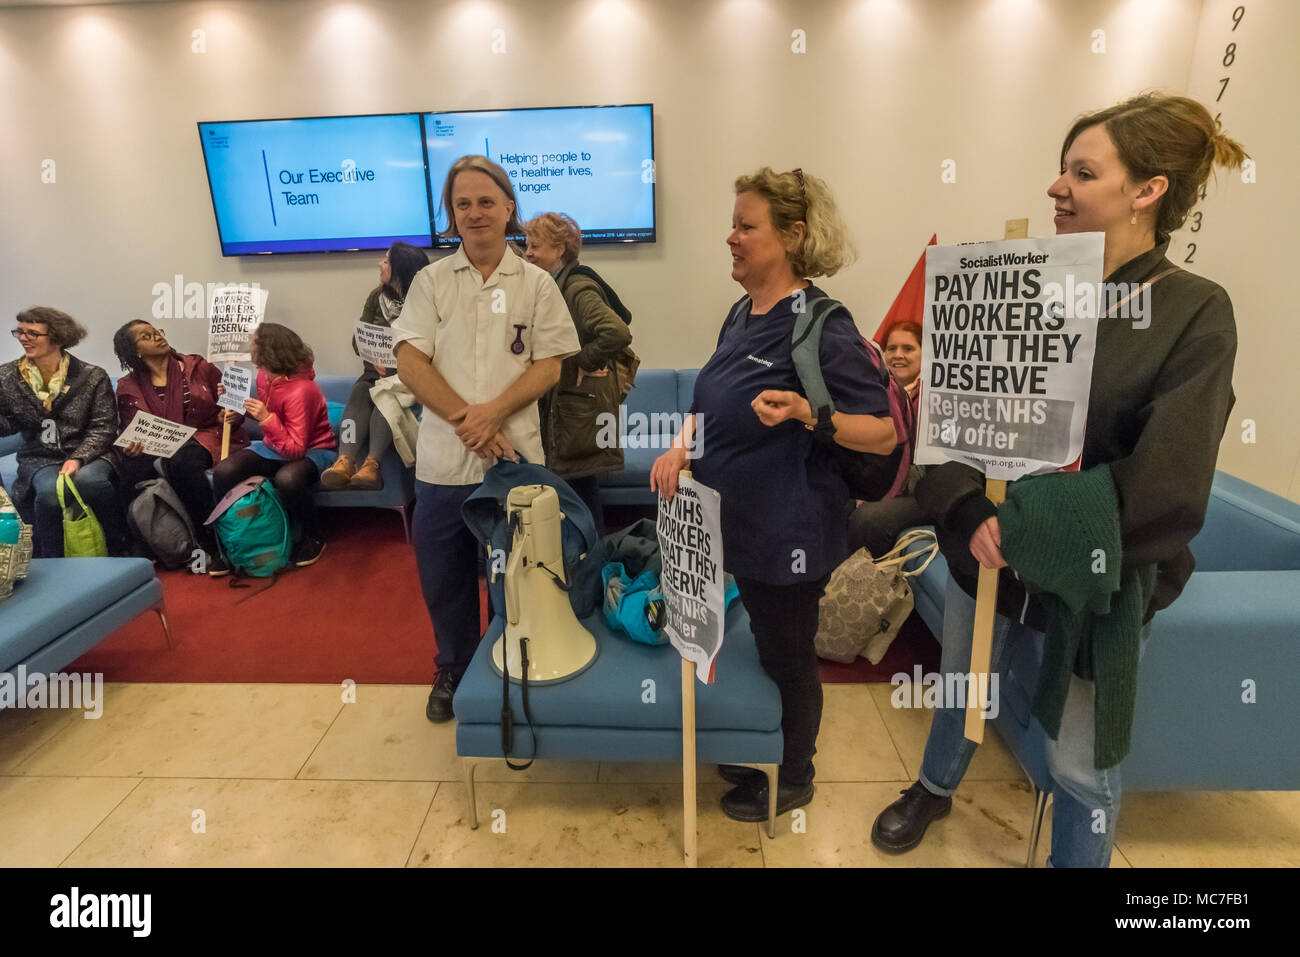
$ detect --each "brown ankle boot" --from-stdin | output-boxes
[320,454,355,489]
[349,455,383,490]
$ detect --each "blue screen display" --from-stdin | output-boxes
[198,114,433,255]
[424,104,655,244]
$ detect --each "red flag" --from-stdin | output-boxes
[872,234,937,346]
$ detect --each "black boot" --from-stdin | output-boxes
[871,780,952,853]
[717,764,768,788]
[425,670,460,724]
[720,780,814,823]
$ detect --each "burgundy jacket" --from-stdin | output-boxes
[115,351,247,464]
[256,366,337,459]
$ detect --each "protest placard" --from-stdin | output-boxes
[113,411,197,459]
[353,321,397,368]
[217,364,254,413]
[207,285,268,364]
[915,233,1104,481]
[656,475,725,684]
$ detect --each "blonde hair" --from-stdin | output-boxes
[523,212,583,265]
[733,167,856,279]
[438,154,525,239]
[1062,92,1248,240]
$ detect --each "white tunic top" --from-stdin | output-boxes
[391,244,579,485]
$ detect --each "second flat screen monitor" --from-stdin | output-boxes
[424,104,655,245]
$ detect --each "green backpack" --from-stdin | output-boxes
[204,476,291,578]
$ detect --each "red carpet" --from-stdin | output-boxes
[73,509,937,685]
[70,509,473,685]
[817,610,941,683]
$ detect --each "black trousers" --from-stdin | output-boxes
[117,438,217,548]
[733,573,832,788]
[563,473,606,537]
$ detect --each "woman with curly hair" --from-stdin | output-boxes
[112,319,246,572]
[651,167,897,822]
[0,306,129,557]
[211,323,337,567]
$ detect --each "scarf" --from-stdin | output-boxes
[997,464,1158,769]
[378,291,404,324]
[133,353,186,424]
[19,354,70,411]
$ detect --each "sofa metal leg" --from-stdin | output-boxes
[464,758,480,829]
[396,504,411,545]
[1026,785,1051,867]
[763,764,779,839]
[153,604,174,650]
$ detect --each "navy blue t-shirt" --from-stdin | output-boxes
[690,286,890,585]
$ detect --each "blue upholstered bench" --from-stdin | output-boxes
[598,369,699,508]
[454,600,784,837]
[0,557,172,701]
[907,469,1300,865]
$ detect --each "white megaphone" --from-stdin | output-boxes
[491,484,598,684]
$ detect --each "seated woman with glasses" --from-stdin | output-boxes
[112,320,247,574]
[0,307,130,556]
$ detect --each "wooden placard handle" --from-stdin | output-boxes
[964,477,1006,743]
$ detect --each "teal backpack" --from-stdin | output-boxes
[203,476,291,578]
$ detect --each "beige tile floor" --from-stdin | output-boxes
[1,681,1296,867]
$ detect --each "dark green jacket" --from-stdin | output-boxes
[999,464,1157,768]
[540,262,634,480]
[917,239,1236,628]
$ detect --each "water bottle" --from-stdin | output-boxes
[0,506,20,545]
[0,505,19,600]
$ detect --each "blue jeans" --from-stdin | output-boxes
[918,575,1149,868]
[30,458,128,558]
[412,481,483,678]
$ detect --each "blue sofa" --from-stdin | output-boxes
[598,369,698,507]
[1,557,172,709]
[908,470,1300,864]
[454,602,784,838]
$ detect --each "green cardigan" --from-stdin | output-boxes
[998,464,1157,769]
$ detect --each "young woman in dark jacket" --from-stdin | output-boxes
[0,307,128,557]
[112,319,247,571]
[870,93,1246,868]
[524,212,634,534]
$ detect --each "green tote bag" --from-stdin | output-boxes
[57,472,108,558]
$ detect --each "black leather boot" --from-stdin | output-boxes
[425,671,460,724]
[717,764,768,788]
[871,780,952,853]
[720,780,814,823]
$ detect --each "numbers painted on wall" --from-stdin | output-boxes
[1188,4,1246,267]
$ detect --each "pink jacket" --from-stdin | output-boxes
[256,367,337,459]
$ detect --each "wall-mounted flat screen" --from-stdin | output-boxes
[197,114,433,255]
[423,104,655,245]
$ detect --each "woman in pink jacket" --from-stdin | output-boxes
[212,323,337,567]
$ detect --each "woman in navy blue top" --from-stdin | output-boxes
[651,167,896,823]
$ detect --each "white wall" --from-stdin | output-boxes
[1,0,1295,499]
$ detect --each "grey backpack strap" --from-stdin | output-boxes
[790,295,844,433]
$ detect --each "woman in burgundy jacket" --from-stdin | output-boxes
[113,320,247,571]
[211,323,337,568]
